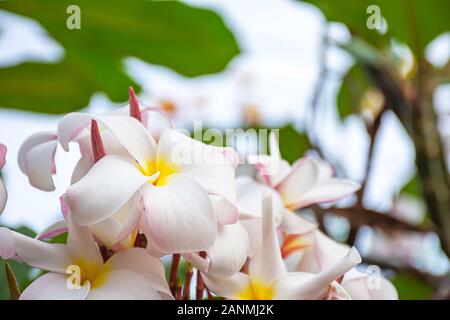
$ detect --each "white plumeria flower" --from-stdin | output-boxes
[293,230,398,300]
[0,198,171,300]
[58,112,237,254]
[0,144,7,214]
[202,195,362,300]
[239,132,360,249]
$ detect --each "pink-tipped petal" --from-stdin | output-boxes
[0,227,71,273]
[0,178,6,214]
[280,210,317,235]
[210,195,239,225]
[128,87,142,122]
[0,143,6,169]
[20,273,90,300]
[35,219,67,240]
[249,194,286,283]
[18,132,58,191]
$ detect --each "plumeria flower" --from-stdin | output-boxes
[237,133,360,255]
[0,144,7,214]
[0,197,171,300]
[292,230,398,300]
[60,107,237,254]
[202,195,362,300]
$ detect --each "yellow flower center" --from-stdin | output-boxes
[236,278,275,300]
[139,158,178,186]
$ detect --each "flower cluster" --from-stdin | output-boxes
[0,88,398,300]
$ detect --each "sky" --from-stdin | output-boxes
[0,0,449,273]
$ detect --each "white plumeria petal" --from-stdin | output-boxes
[0,143,6,169]
[289,178,360,210]
[90,193,142,249]
[35,219,67,240]
[210,194,238,225]
[18,132,58,191]
[239,218,262,258]
[65,206,104,275]
[158,129,237,206]
[142,174,216,253]
[206,222,249,277]
[20,273,90,300]
[0,178,6,215]
[236,176,284,225]
[70,156,92,185]
[275,157,319,207]
[249,194,286,283]
[104,248,172,299]
[274,247,361,299]
[87,270,162,300]
[58,113,157,169]
[202,271,250,300]
[67,155,150,226]
[280,209,317,235]
[0,227,71,273]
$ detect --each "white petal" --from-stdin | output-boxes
[18,132,57,191]
[67,155,149,226]
[342,270,398,300]
[87,270,162,300]
[90,193,142,249]
[294,178,360,209]
[210,194,238,225]
[142,174,216,253]
[58,113,157,168]
[35,219,67,240]
[206,222,249,277]
[158,129,237,204]
[240,218,262,258]
[0,143,6,169]
[0,227,71,273]
[0,178,6,214]
[236,176,284,225]
[276,158,319,207]
[70,156,93,185]
[20,273,90,300]
[249,195,286,283]
[202,272,250,300]
[104,248,172,299]
[280,209,317,235]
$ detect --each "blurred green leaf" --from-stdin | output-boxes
[278,124,311,163]
[302,0,450,54]
[0,0,240,113]
[0,226,36,300]
[401,174,422,198]
[392,273,434,300]
[337,64,370,119]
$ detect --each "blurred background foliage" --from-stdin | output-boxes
[1,0,450,300]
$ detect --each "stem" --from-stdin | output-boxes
[169,254,180,296]
[196,251,207,300]
[176,277,183,300]
[183,262,193,300]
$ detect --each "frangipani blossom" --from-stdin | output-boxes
[293,230,398,300]
[0,198,171,300]
[0,144,7,214]
[202,195,362,300]
[238,133,360,251]
[62,113,237,254]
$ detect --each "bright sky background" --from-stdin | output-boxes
[0,0,449,273]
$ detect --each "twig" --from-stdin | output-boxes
[183,262,193,300]
[169,254,180,296]
[196,251,207,300]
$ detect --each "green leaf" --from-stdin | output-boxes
[337,64,370,119]
[400,174,422,198]
[302,0,450,54]
[0,0,240,113]
[391,273,434,300]
[0,226,37,300]
[277,124,311,164]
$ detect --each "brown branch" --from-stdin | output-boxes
[312,205,434,234]
[196,251,207,300]
[183,263,193,300]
